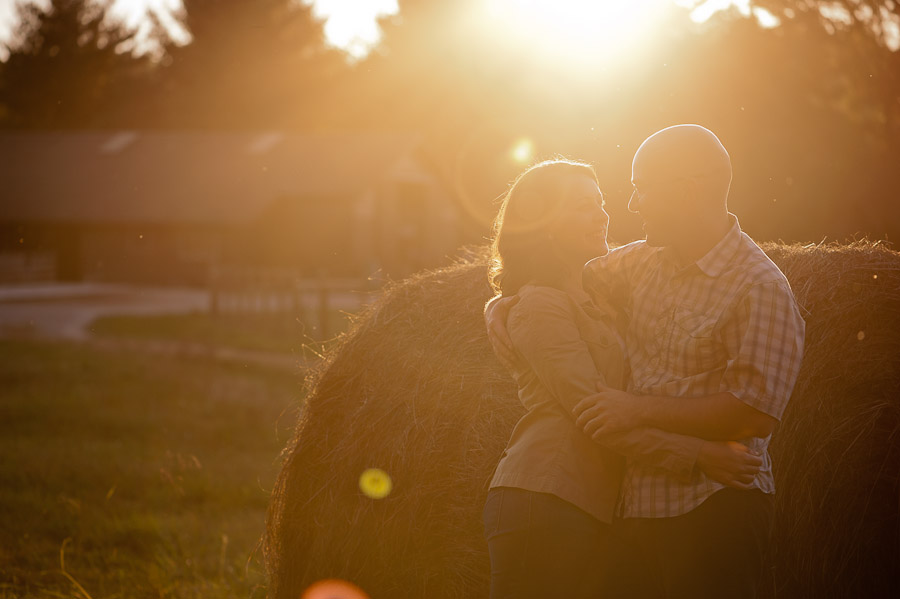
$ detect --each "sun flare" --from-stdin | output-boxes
[511,138,535,164]
[308,0,399,59]
[484,0,675,65]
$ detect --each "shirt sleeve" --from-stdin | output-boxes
[583,241,649,315]
[509,287,702,478]
[719,280,806,420]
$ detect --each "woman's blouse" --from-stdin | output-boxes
[489,284,703,523]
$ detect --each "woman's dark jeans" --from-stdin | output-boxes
[482,487,616,599]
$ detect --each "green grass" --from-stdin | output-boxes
[0,339,302,598]
[89,310,352,354]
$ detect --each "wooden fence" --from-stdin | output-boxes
[209,267,377,339]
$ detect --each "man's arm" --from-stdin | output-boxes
[573,390,765,486]
[605,427,764,488]
[575,279,805,441]
[639,391,777,440]
[576,386,777,442]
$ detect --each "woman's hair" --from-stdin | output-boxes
[488,158,599,296]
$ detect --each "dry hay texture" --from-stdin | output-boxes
[265,242,900,599]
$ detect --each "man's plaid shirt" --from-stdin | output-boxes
[583,215,806,518]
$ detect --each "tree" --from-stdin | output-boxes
[0,0,148,128]
[149,0,346,128]
[745,0,900,150]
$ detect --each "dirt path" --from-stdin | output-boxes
[0,283,209,340]
[0,283,315,372]
[84,336,309,372]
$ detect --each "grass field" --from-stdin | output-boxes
[90,310,352,355]
[0,340,302,598]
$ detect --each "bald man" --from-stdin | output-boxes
[485,125,805,598]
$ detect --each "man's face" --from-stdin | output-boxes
[628,153,691,247]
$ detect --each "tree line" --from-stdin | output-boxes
[2,0,899,243]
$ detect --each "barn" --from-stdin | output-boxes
[0,131,462,285]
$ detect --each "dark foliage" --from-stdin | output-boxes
[149,0,345,128]
[0,0,150,128]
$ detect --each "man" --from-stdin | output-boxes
[485,124,805,597]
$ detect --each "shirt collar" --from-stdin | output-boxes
[659,213,742,278]
[695,213,742,277]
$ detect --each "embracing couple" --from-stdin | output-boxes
[482,125,806,598]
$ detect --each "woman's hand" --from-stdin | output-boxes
[696,441,763,490]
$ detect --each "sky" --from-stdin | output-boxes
[0,0,400,60]
[0,0,776,62]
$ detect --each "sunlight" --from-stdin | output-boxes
[105,0,403,58]
[483,0,675,65]
[511,138,535,164]
[683,0,780,28]
[0,1,787,63]
[307,0,399,60]
[109,0,189,47]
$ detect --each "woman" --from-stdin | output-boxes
[482,159,760,598]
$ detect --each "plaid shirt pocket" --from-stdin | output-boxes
[669,306,722,378]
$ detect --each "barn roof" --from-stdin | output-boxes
[0,131,423,224]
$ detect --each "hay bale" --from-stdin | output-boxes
[265,242,900,599]
[759,241,900,598]
[265,253,518,599]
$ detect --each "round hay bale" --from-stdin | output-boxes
[265,242,900,599]
[264,254,519,599]
[760,241,900,598]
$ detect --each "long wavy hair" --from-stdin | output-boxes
[488,158,599,297]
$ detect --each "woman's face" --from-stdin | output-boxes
[550,173,609,265]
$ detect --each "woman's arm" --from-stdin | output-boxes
[484,294,525,376]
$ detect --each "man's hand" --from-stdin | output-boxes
[484,295,523,374]
[696,441,763,490]
[573,383,647,439]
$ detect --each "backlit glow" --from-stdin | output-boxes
[0,1,788,63]
[682,0,779,28]
[483,0,683,66]
[511,138,535,164]
[307,0,399,60]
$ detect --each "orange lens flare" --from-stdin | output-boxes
[302,579,369,599]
